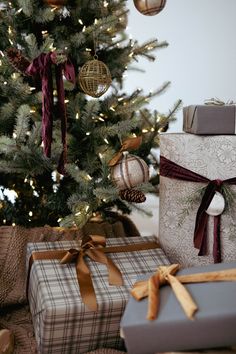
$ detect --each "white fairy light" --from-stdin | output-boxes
[86,174,92,180]
[103,1,108,7]
[142,129,149,133]
[12,132,17,138]
[57,218,62,223]
[16,8,23,14]
[8,39,13,45]
[75,211,81,216]
[85,205,89,212]
[29,211,33,216]
[64,99,69,103]
[104,138,109,144]
[3,219,6,224]
[78,19,83,25]
[30,87,36,91]
[12,223,16,227]
[76,112,79,119]
[3,81,7,85]
[86,132,91,136]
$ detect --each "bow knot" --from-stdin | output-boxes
[131,264,236,322]
[58,235,123,311]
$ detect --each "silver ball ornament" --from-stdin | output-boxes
[133,0,167,16]
[111,152,149,190]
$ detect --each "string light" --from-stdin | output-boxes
[78,19,83,25]
[103,1,108,7]
[109,106,115,111]
[0,51,5,57]
[85,205,89,212]
[104,138,109,144]
[12,132,17,138]
[86,174,92,180]
[16,8,23,14]
[86,132,91,136]
[12,222,16,227]
[57,218,62,223]
[142,129,149,133]
[30,109,36,113]
[82,26,86,32]
[3,219,6,224]
[98,117,104,122]
[76,112,79,119]
[64,99,69,103]
[8,39,13,45]
[94,18,98,25]
[24,177,28,183]
[75,211,81,216]
[29,211,33,216]
[3,81,7,85]
[0,60,2,66]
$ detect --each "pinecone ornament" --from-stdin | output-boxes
[119,188,146,203]
[6,48,30,74]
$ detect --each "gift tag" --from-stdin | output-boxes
[206,191,225,216]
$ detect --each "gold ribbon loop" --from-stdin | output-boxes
[108,136,142,167]
[131,264,236,321]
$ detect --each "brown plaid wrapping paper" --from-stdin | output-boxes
[26,236,169,354]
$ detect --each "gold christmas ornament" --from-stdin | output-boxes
[78,58,112,98]
[43,0,68,6]
[133,0,167,16]
[110,152,149,190]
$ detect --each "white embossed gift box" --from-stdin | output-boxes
[159,133,236,266]
[26,236,169,354]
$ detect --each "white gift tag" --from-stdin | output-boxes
[206,191,225,216]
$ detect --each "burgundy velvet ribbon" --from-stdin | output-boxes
[160,155,236,263]
[26,52,75,175]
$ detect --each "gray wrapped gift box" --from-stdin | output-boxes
[121,262,236,354]
[183,105,236,134]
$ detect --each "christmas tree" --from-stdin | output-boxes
[0,0,181,228]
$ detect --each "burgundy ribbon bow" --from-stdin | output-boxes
[26,52,75,175]
[160,155,236,263]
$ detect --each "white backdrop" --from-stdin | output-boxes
[126,0,236,235]
[125,0,236,132]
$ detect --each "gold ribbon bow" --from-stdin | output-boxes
[108,136,142,167]
[131,264,236,321]
[27,235,159,311]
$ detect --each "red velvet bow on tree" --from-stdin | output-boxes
[160,155,236,263]
[26,52,75,175]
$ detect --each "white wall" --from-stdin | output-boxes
[125,0,236,132]
[126,0,236,235]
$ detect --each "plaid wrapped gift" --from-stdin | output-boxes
[26,236,169,354]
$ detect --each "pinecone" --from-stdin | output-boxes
[6,47,30,74]
[119,188,146,203]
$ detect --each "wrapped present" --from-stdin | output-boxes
[183,104,236,135]
[121,262,236,354]
[26,235,169,354]
[159,133,236,266]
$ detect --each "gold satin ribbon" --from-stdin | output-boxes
[27,235,159,311]
[108,136,142,167]
[131,264,236,321]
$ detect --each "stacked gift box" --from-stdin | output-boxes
[26,103,236,354]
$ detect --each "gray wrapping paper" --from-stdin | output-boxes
[183,105,236,134]
[121,262,236,354]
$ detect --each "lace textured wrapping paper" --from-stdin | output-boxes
[159,133,236,266]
